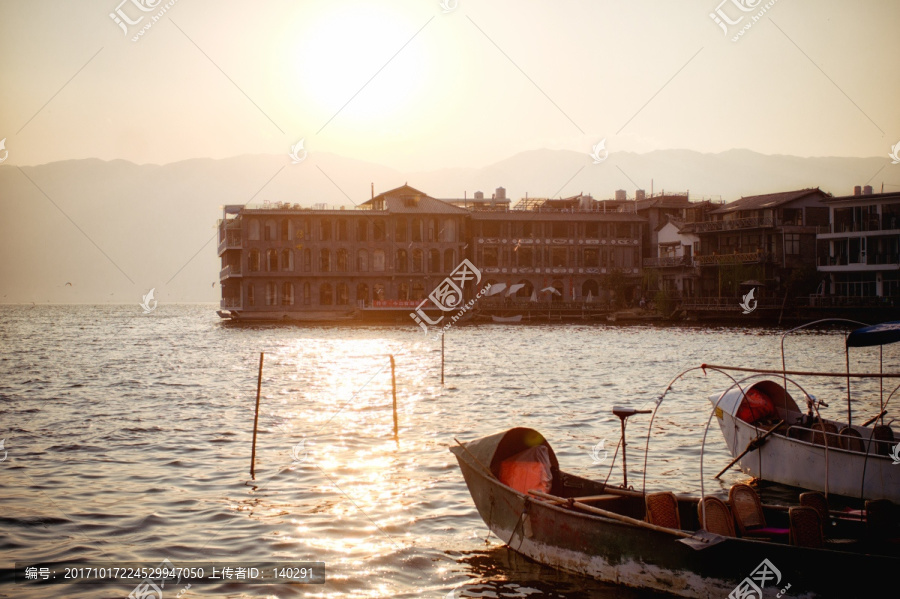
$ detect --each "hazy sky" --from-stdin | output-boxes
[1,0,899,171]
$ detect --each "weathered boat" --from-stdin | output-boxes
[491,314,523,323]
[706,319,900,502]
[451,426,900,598]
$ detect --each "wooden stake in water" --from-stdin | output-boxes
[441,333,445,385]
[390,355,398,440]
[250,352,264,479]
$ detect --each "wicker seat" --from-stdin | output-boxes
[872,425,895,457]
[697,496,735,537]
[729,483,790,541]
[799,492,829,529]
[645,492,681,530]
[838,427,865,453]
[789,507,824,548]
[811,422,839,447]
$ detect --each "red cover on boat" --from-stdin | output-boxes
[498,445,552,495]
[737,387,777,424]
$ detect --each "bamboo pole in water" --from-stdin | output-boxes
[390,355,398,440]
[250,352,264,479]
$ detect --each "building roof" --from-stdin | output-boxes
[469,211,645,222]
[635,194,692,211]
[361,184,470,215]
[654,215,686,232]
[823,191,900,205]
[710,188,829,214]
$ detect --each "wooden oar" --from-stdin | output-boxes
[715,420,783,479]
[528,489,696,540]
[862,410,888,427]
[541,494,620,505]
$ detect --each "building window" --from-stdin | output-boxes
[266,249,278,271]
[320,219,332,241]
[356,220,367,242]
[320,249,331,272]
[551,222,568,237]
[398,282,410,300]
[442,219,456,242]
[282,282,294,306]
[396,218,407,242]
[374,283,385,301]
[303,282,310,305]
[281,220,291,241]
[373,250,385,272]
[444,249,455,269]
[412,249,424,272]
[785,233,800,255]
[412,282,425,300]
[357,249,369,272]
[427,219,436,242]
[247,284,255,307]
[248,249,260,272]
[320,283,333,305]
[336,283,350,306]
[550,248,567,267]
[281,249,293,271]
[336,219,348,241]
[583,248,599,267]
[373,219,386,241]
[429,249,440,273]
[357,283,369,305]
[265,282,277,306]
[412,218,423,242]
[483,247,499,267]
[265,219,277,241]
[304,248,311,272]
[518,247,534,267]
[396,249,408,273]
[336,248,349,272]
[248,219,260,240]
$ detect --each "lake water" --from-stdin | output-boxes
[1,305,895,598]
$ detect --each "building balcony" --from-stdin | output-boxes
[220,264,243,281]
[217,232,243,255]
[682,217,774,234]
[693,251,766,266]
[220,297,242,309]
[643,256,693,268]
[817,254,900,271]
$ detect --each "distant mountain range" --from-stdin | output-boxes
[1,149,896,304]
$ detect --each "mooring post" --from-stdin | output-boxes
[250,351,264,479]
[390,355,398,440]
[441,333,445,385]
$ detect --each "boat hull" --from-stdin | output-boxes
[710,394,900,502]
[452,436,896,598]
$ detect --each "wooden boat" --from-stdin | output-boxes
[706,319,900,502]
[491,314,523,323]
[451,426,900,598]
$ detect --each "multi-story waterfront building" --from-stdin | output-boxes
[472,194,645,305]
[218,185,469,320]
[218,185,646,320]
[681,188,830,298]
[816,187,900,299]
